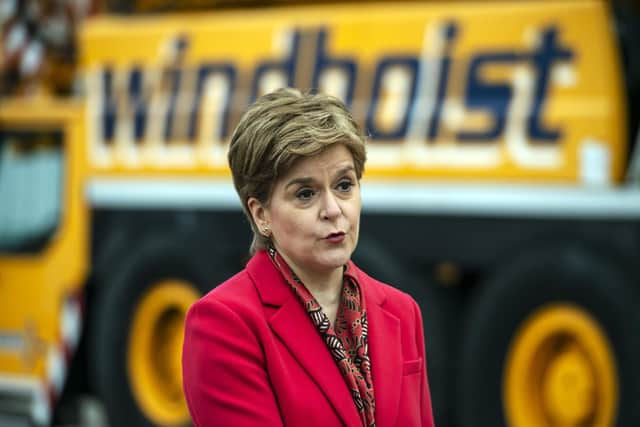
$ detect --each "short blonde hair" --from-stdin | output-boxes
[228,88,367,254]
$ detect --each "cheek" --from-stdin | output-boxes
[347,199,362,229]
[352,216,361,242]
[280,218,304,236]
[272,209,311,238]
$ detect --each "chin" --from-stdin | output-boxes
[318,250,353,269]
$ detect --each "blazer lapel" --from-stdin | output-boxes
[247,252,362,427]
[361,269,403,427]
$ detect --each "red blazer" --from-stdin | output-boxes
[182,250,435,427]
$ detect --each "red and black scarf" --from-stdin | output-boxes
[268,247,376,427]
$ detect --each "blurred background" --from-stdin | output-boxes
[1,0,639,426]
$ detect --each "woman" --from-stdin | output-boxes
[182,88,434,427]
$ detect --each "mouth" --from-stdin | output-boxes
[325,231,346,243]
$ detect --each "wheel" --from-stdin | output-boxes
[89,234,229,427]
[456,245,640,427]
[352,235,452,427]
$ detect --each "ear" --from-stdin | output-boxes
[247,197,270,233]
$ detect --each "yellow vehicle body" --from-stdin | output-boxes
[0,1,638,426]
[79,0,626,183]
[0,101,88,423]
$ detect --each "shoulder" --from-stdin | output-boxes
[202,269,256,304]
[187,268,263,326]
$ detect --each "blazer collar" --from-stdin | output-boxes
[246,250,291,306]
[246,251,362,426]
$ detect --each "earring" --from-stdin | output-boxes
[262,226,270,236]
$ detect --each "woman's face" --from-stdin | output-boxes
[249,144,361,277]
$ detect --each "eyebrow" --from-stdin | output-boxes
[284,165,356,190]
[285,176,314,190]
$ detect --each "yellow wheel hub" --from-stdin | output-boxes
[128,279,200,426]
[504,304,617,427]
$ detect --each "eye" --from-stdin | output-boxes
[336,179,354,192]
[295,188,315,201]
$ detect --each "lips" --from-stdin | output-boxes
[325,231,346,243]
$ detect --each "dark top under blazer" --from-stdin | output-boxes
[182,250,435,427]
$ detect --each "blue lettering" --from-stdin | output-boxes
[251,31,300,102]
[366,57,419,140]
[163,36,189,141]
[101,66,151,142]
[129,67,148,142]
[527,27,573,142]
[101,68,116,142]
[188,64,236,140]
[311,29,357,107]
[428,22,458,141]
[97,23,576,150]
[458,52,522,141]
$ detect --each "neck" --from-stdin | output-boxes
[278,253,344,305]
[300,267,344,303]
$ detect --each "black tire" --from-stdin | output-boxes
[88,234,231,427]
[456,244,640,427]
[352,235,453,427]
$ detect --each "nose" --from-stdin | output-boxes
[320,191,341,220]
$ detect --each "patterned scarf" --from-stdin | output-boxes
[268,247,376,427]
